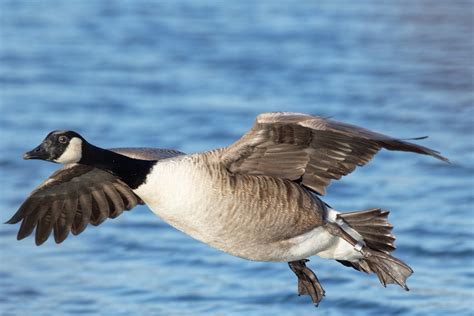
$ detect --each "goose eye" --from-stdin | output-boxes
[58,136,68,144]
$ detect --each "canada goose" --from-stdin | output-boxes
[7,112,448,306]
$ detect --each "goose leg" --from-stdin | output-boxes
[288,259,325,306]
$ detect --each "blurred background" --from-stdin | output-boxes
[0,1,473,315]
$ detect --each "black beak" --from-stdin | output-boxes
[23,143,50,160]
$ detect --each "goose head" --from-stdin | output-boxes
[24,131,85,164]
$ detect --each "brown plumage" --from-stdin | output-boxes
[222,112,448,195]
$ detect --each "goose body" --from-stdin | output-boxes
[134,151,344,262]
[135,151,348,262]
[8,112,448,306]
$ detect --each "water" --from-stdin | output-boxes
[0,1,473,315]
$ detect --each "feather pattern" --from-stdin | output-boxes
[221,112,448,195]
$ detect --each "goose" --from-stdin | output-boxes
[7,112,448,306]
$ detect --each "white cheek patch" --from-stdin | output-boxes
[55,137,83,164]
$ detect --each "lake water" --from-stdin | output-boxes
[0,1,473,315]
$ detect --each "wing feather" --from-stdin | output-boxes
[73,191,92,235]
[90,189,110,226]
[103,183,125,218]
[222,112,448,195]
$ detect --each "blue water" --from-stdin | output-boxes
[0,1,473,315]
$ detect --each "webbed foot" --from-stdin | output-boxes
[288,259,325,306]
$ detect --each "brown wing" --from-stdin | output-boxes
[6,164,141,245]
[7,148,184,245]
[221,112,448,195]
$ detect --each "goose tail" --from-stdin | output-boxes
[337,208,413,290]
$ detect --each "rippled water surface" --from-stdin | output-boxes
[0,1,473,315]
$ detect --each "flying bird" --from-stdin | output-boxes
[7,112,448,306]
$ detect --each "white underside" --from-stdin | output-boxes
[284,208,363,262]
[134,156,364,262]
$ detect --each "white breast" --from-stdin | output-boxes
[133,156,221,243]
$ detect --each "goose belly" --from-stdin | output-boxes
[133,156,325,262]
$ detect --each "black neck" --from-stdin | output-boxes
[80,143,155,189]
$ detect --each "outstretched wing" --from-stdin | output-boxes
[7,165,141,245]
[7,148,184,245]
[221,112,448,195]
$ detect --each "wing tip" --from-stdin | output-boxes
[416,144,450,163]
[410,147,450,163]
[403,136,450,163]
[17,230,30,241]
[35,234,49,246]
[432,152,450,163]
[15,224,56,246]
[401,135,429,141]
[383,138,450,163]
[54,234,68,245]
[5,217,18,225]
